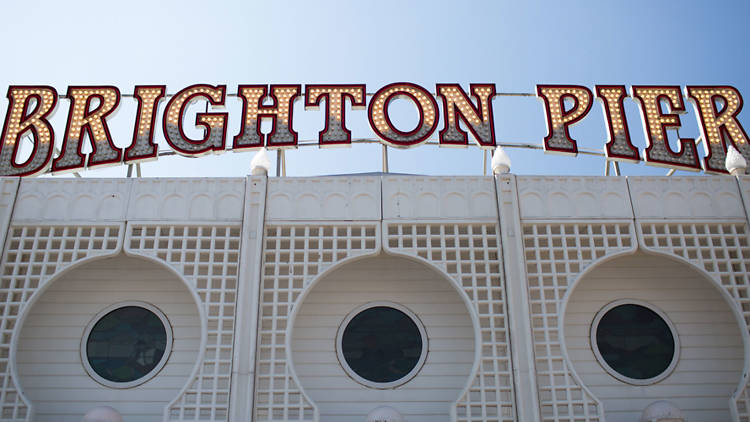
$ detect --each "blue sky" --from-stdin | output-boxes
[0,0,748,178]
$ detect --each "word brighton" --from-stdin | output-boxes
[0,83,748,176]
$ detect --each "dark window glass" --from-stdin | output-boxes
[341,306,423,383]
[595,304,675,380]
[86,306,167,383]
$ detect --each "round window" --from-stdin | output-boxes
[336,302,428,389]
[81,302,173,388]
[591,300,679,385]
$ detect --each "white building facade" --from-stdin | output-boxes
[0,174,748,422]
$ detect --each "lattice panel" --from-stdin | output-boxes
[384,222,515,422]
[126,224,241,421]
[522,222,635,422]
[0,224,122,422]
[255,224,378,422]
[636,221,750,422]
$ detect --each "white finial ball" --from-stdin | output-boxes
[82,406,123,422]
[639,400,685,422]
[491,146,511,175]
[250,147,272,176]
[366,406,405,422]
[726,144,747,176]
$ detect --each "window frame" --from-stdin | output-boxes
[80,301,173,389]
[590,299,680,385]
[335,301,428,389]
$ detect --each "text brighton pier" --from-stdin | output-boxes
[0,83,748,176]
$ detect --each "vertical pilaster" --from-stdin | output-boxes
[230,176,268,422]
[495,174,541,422]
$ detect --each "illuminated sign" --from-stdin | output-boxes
[0,83,747,176]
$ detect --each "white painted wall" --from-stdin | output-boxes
[564,252,744,422]
[16,255,201,422]
[291,255,476,422]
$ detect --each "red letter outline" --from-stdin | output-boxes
[631,85,700,171]
[536,84,593,156]
[233,84,301,151]
[126,85,166,164]
[163,84,228,157]
[304,84,366,147]
[368,82,438,148]
[436,83,497,149]
[0,86,58,176]
[53,86,122,173]
[686,85,750,174]
[595,85,640,162]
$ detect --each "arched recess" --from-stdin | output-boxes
[124,223,242,420]
[520,220,637,421]
[252,222,381,422]
[634,220,750,422]
[13,253,203,422]
[382,220,515,422]
[285,252,382,421]
[0,223,124,422]
[286,251,481,422]
[120,250,208,421]
[560,248,746,422]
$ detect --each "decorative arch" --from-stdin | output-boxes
[284,252,381,420]
[552,248,640,420]
[382,220,515,422]
[12,250,204,420]
[520,218,750,422]
[520,220,637,422]
[559,245,749,383]
[0,223,124,421]
[378,250,484,397]
[253,222,380,422]
[557,245,749,421]
[635,221,750,421]
[552,247,640,400]
[124,222,242,421]
[3,222,229,422]
[120,250,209,421]
[284,247,485,421]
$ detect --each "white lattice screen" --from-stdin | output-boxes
[384,222,515,422]
[125,224,241,421]
[636,221,750,422]
[522,222,636,422]
[254,223,379,422]
[0,224,122,422]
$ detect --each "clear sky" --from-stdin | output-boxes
[0,0,748,178]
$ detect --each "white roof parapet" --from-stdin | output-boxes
[726,143,747,176]
[382,175,496,220]
[627,175,745,220]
